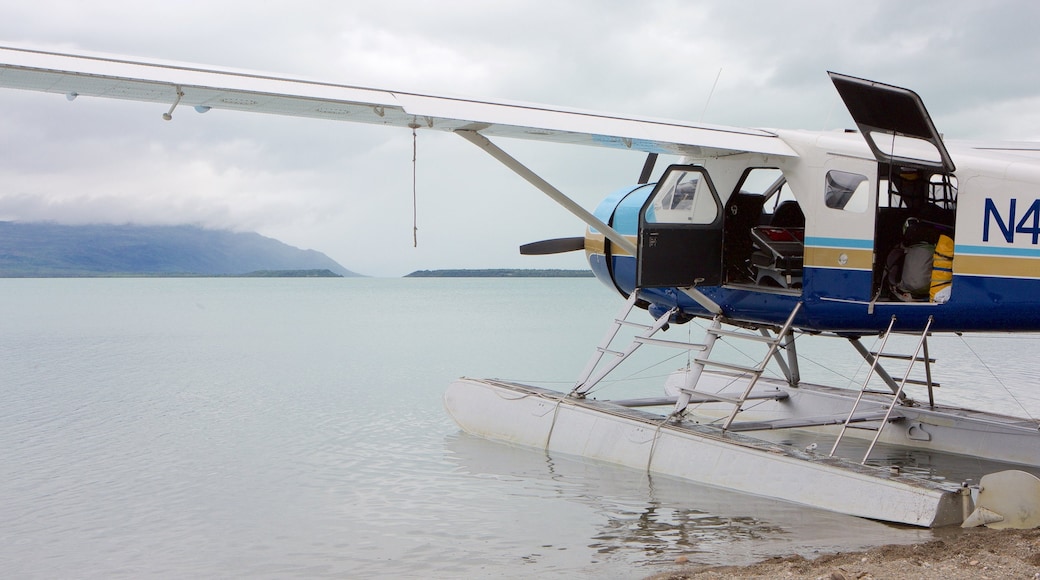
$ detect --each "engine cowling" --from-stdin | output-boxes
[585,183,655,299]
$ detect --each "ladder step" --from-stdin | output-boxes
[868,351,936,364]
[617,319,653,330]
[695,358,764,374]
[596,347,625,357]
[706,328,779,344]
[902,378,941,388]
[633,337,708,351]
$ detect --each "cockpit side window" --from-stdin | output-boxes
[645,167,719,225]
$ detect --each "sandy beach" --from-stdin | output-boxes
[651,527,1040,579]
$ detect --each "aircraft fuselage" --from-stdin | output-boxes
[586,129,1040,334]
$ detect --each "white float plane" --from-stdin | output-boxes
[2,45,1038,528]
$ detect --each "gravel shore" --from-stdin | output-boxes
[649,527,1040,579]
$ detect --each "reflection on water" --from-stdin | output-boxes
[587,499,787,561]
[445,432,932,572]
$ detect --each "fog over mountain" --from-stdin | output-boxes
[0,222,359,277]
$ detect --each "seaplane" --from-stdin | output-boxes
[2,45,1039,529]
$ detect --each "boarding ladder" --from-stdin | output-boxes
[670,302,802,431]
[829,315,935,464]
[571,293,801,432]
[571,291,691,397]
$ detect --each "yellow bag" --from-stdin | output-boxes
[930,234,954,302]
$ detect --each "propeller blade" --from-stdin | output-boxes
[638,152,659,184]
[519,237,586,255]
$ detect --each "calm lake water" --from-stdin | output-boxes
[2,278,1037,578]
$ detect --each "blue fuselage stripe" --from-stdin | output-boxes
[956,244,1040,257]
[804,236,873,249]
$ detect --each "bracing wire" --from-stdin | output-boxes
[958,335,1038,422]
[572,350,689,398]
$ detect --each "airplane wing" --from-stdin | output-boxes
[0,45,796,159]
[1,43,784,316]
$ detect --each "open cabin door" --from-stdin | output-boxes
[829,72,955,174]
[830,72,959,303]
[637,165,724,288]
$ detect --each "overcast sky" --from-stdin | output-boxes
[2,1,1039,276]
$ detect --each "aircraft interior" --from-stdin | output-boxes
[722,168,805,290]
[873,165,957,302]
[721,164,957,303]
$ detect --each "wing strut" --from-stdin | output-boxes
[456,129,637,256]
[455,132,632,254]
[456,129,721,315]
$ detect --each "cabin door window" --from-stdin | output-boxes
[825,171,870,212]
[637,164,723,288]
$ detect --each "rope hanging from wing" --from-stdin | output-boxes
[409,123,420,248]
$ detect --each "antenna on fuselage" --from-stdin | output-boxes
[699,68,723,123]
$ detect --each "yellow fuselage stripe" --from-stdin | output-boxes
[584,232,635,257]
[954,254,1040,278]
[803,246,873,271]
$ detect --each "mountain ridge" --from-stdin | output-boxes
[0,222,360,277]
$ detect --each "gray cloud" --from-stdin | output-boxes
[0,1,1037,275]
